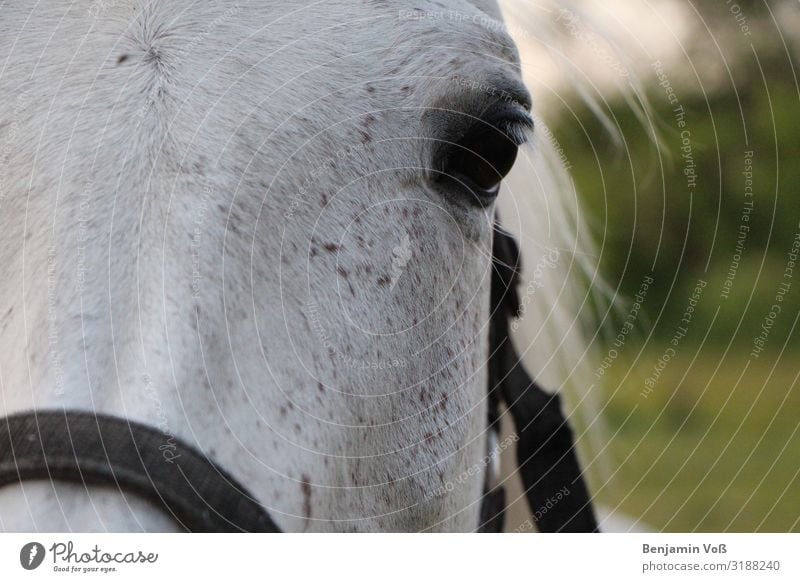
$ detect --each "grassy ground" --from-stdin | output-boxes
[586,347,800,532]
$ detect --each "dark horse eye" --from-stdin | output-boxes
[435,106,533,206]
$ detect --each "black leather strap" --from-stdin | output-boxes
[0,411,279,532]
[488,222,599,532]
[477,486,506,533]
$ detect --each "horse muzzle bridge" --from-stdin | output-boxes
[0,223,598,533]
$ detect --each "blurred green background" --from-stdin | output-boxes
[541,0,800,531]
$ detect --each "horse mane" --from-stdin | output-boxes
[497,0,654,501]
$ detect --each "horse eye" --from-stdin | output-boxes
[435,109,532,206]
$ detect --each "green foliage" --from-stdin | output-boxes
[597,349,800,532]
[552,35,800,531]
[553,55,800,351]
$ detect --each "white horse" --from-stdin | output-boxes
[0,0,596,532]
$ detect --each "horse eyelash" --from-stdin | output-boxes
[496,114,534,147]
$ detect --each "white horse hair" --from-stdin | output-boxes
[0,0,599,532]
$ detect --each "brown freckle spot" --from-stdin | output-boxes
[337,266,350,278]
[294,423,302,433]
[359,131,372,144]
[317,382,325,392]
[366,85,375,93]
[401,85,411,92]
[117,54,129,64]
[377,275,391,286]
[279,406,287,417]
[323,243,341,253]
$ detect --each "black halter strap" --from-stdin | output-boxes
[483,222,599,533]
[0,223,597,533]
[0,411,279,532]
